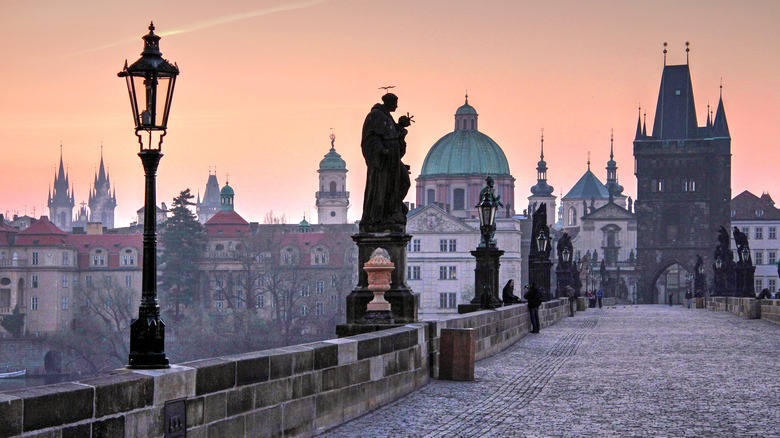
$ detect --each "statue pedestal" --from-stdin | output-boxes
[469,246,504,309]
[555,264,573,297]
[342,232,418,325]
[529,259,553,301]
[736,263,756,298]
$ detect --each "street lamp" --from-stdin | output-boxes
[537,231,548,255]
[119,22,179,369]
[562,247,572,264]
[477,188,498,248]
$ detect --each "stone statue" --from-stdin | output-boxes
[600,259,607,283]
[733,226,750,262]
[556,232,572,264]
[360,93,413,233]
[694,254,703,274]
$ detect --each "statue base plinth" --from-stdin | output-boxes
[344,232,419,325]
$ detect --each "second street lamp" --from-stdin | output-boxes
[119,22,179,369]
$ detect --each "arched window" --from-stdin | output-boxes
[329,181,337,192]
[568,207,577,226]
[426,189,436,205]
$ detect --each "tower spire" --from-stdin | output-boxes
[685,41,690,64]
[540,127,544,160]
[635,104,643,139]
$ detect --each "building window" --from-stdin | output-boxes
[331,274,337,287]
[104,276,112,287]
[125,275,132,288]
[312,247,328,265]
[426,189,436,205]
[657,179,665,192]
[769,251,777,265]
[316,302,324,315]
[439,292,456,309]
[769,279,777,293]
[32,275,38,289]
[283,248,297,265]
[316,281,325,294]
[755,278,763,294]
[236,287,244,309]
[31,296,38,310]
[568,207,577,226]
[742,226,749,234]
[682,179,696,192]
[257,294,265,308]
[85,275,92,287]
[453,188,465,211]
[215,291,225,309]
[61,296,68,310]
[756,210,765,218]
[62,252,70,266]
[439,266,456,280]
[408,266,421,280]
[301,284,310,297]
[755,227,764,240]
[122,254,136,266]
[439,239,457,252]
[755,251,764,265]
[92,254,105,266]
[61,275,68,288]
[408,239,421,252]
[301,305,309,317]
[32,252,39,265]
[769,227,777,240]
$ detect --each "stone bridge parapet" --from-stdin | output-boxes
[0,299,569,437]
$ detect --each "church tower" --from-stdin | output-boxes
[88,149,117,229]
[47,148,75,231]
[527,130,556,229]
[604,130,625,203]
[197,171,221,224]
[316,133,350,224]
[633,45,731,303]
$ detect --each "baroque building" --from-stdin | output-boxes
[415,96,515,218]
[633,54,731,303]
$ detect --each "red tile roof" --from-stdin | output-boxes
[14,216,70,246]
[732,190,780,220]
[204,210,250,236]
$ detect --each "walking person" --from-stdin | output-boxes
[668,292,673,306]
[587,290,595,308]
[524,283,543,333]
[685,289,693,308]
[596,287,604,309]
[567,286,578,317]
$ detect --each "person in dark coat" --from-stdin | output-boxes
[524,283,543,333]
[502,280,521,304]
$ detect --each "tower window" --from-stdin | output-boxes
[330,211,336,217]
[426,189,435,205]
[329,181,337,192]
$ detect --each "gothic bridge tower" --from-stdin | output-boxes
[633,45,731,303]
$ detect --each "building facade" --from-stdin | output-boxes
[731,191,780,295]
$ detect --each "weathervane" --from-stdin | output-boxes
[378,85,396,94]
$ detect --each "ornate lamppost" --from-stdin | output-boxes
[464,178,504,311]
[119,22,179,369]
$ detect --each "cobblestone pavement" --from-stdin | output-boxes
[321,306,780,437]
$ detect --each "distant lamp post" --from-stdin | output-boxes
[477,190,498,248]
[537,231,548,255]
[562,247,571,264]
[119,22,179,369]
[741,247,751,265]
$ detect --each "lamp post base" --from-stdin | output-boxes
[127,313,170,369]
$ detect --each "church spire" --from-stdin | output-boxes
[635,104,643,139]
[530,128,554,197]
[712,79,730,137]
[605,129,623,197]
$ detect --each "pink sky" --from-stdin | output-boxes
[1,1,778,226]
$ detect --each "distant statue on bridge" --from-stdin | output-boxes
[733,226,750,263]
[556,232,572,265]
[715,226,733,263]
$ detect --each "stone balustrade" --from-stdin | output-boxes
[0,299,570,437]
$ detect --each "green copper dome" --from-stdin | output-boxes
[319,134,347,171]
[455,102,477,115]
[421,97,510,176]
[220,184,234,197]
[420,131,510,176]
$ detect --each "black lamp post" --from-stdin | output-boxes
[464,178,504,311]
[119,22,179,369]
[537,231,548,256]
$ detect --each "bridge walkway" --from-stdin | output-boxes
[322,305,780,437]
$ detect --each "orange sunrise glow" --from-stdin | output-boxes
[1,0,778,225]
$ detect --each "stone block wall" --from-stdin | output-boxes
[761,300,780,325]
[706,297,762,319]
[0,300,571,437]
